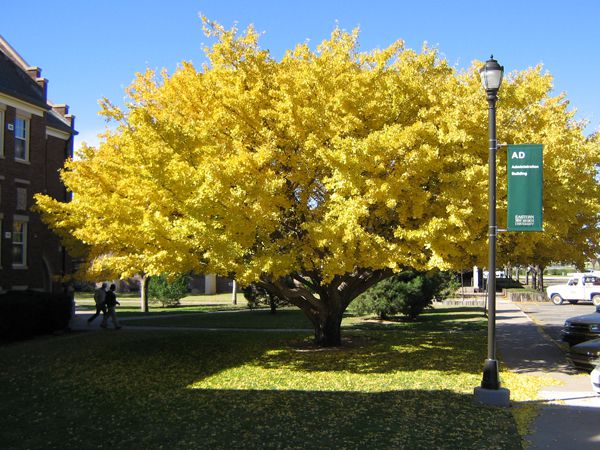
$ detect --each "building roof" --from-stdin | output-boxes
[0,40,48,109]
[0,35,76,135]
[46,108,77,134]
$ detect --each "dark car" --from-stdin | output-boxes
[561,305,600,345]
[567,338,600,371]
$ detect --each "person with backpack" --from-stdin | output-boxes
[87,282,107,325]
[100,284,121,330]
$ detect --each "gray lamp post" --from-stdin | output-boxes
[474,56,510,406]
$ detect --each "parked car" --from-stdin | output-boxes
[567,337,600,371]
[546,273,600,305]
[592,365,600,394]
[561,305,600,345]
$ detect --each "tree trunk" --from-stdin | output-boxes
[262,268,391,347]
[140,274,149,312]
[313,310,343,347]
[538,265,545,292]
[232,280,237,305]
[269,297,277,314]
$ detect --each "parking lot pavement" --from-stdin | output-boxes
[496,300,600,449]
[516,301,598,342]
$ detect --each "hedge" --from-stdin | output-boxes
[0,291,73,341]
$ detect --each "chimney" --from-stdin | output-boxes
[65,114,75,129]
[36,77,48,100]
[53,104,69,116]
[26,66,41,79]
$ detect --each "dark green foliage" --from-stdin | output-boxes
[243,284,289,313]
[495,278,523,290]
[0,291,73,341]
[72,280,95,292]
[352,270,457,320]
[147,274,190,307]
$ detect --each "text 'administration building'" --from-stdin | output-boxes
[0,36,76,293]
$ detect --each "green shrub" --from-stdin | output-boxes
[148,274,190,307]
[243,284,289,313]
[0,291,72,341]
[495,278,523,290]
[352,270,456,320]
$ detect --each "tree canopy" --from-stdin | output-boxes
[35,18,600,345]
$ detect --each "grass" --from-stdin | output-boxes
[121,308,314,329]
[117,304,488,331]
[0,306,550,449]
[75,292,249,316]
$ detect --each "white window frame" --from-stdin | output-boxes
[12,215,28,268]
[14,115,30,162]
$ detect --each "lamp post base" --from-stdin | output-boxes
[475,359,510,407]
[474,386,511,407]
[481,358,500,389]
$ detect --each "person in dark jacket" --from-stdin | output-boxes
[101,284,121,329]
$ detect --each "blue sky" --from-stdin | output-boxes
[1,0,598,148]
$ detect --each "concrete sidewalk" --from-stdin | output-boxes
[71,310,109,330]
[496,300,600,449]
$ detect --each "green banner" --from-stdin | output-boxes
[507,144,543,232]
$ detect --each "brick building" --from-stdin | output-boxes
[0,36,76,293]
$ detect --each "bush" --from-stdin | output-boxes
[72,280,95,292]
[148,274,190,307]
[352,270,456,320]
[495,278,523,290]
[0,291,73,341]
[243,284,289,313]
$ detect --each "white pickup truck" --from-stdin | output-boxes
[546,273,600,306]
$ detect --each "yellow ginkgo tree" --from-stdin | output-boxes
[35,19,600,345]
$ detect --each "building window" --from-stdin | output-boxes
[16,187,27,211]
[12,218,28,267]
[15,116,29,161]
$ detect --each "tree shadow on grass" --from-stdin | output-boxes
[344,309,487,333]
[120,308,314,329]
[75,327,484,378]
[255,330,484,375]
[0,387,523,450]
[9,326,595,449]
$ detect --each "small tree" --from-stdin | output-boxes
[148,274,190,307]
[353,270,456,320]
[243,284,289,313]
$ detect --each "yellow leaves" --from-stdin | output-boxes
[35,18,600,284]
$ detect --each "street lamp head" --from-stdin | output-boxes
[480,55,504,92]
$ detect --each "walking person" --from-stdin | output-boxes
[101,284,121,330]
[87,282,107,325]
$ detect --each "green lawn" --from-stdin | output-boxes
[0,307,547,449]
[121,308,314,329]
[118,305,487,331]
[75,291,249,316]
